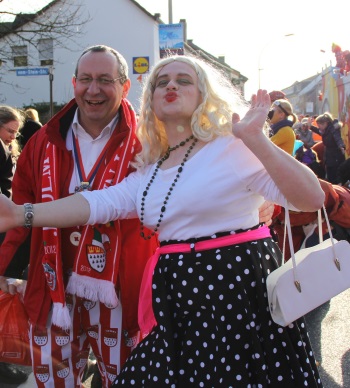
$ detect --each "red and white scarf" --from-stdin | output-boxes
[41,99,137,329]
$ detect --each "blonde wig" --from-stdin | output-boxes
[134,55,248,168]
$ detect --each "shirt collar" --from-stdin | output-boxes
[71,109,119,140]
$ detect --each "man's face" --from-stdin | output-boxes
[73,51,130,133]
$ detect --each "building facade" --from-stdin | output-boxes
[0,0,247,121]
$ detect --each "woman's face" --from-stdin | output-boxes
[268,103,287,124]
[0,120,20,146]
[151,61,202,125]
[317,121,328,134]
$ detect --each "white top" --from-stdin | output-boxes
[81,135,294,242]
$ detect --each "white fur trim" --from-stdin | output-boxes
[66,272,119,307]
[52,302,71,330]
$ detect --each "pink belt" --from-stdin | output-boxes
[138,225,271,334]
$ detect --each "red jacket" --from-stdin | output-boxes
[0,99,158,333]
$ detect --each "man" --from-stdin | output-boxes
[295,117,316,148]
[0,45,157,387]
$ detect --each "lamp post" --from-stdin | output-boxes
[258,33,294,89]
[168,0,173,23]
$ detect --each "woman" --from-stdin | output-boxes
[0,104,23,211]
[20,108,42,148]
[268,98,297,155]
[0,105,22,243]
[310,112,345,184]
[0,56,324,386]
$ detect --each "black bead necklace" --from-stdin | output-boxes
[140,135,198,240]
[168,134,194,152]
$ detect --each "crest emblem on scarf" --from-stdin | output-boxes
[43,263,56,291]
[35,365,50,383]
[103,328,118,347]
[34,327,48,347]
[106,364,118,383]
[55,328,70,347]
[86,229,110,273]
[55,359,70,379]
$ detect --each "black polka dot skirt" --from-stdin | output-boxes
[114,233,323,387]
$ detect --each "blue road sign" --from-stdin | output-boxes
[16,68,49,76]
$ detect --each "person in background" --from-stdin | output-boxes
[0,105,28,385]
[0,45,157,387]
[310,112,346,184]
[267,98,297,155]
[20,108,42,148]
[0,55,324,386]
[295,144,325,179]
[295,117,316,148]
[268,89,286,104]
[311,115,323,142]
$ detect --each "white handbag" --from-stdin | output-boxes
[266,203,350,327]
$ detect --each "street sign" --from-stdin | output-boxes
[16,68,50,76]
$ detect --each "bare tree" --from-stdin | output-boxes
[0,0,90,67]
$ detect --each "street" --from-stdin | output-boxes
[1,289,350,387]
[305,288,350,387]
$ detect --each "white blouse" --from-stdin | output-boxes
[81,135,293,242]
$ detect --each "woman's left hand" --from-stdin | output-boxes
[232,89,270,140]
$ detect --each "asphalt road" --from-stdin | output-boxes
[304,288,350,387]
[1,289,350,387]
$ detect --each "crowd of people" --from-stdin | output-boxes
[0,45,348,387]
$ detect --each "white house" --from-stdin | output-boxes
[0,0,247,118]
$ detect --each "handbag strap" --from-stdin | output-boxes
[284,201,339,292]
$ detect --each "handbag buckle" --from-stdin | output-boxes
[335,258,341,271]
[294,280,302,293]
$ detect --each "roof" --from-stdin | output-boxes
[0,0,246,83]
[0,0,163,39]
[299,74,322,96]
[0,0,60,39]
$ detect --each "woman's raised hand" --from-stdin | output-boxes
[232,89,271,140]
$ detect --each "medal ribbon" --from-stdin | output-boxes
[72,132,110,191]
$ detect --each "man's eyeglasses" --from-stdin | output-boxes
[74,76,124,86]
[0,125,20,138]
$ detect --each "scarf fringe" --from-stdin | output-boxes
[52,302,71,330]
[66,272,119,307]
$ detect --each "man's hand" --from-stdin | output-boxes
[0,276,26,295]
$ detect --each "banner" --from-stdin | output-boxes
[159,23,184,58]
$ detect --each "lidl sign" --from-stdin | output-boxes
[133,57,149,74]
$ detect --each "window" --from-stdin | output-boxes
[12,45,28,67]
[38,38,53,66]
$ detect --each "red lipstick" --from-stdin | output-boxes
[165,92,177,102]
